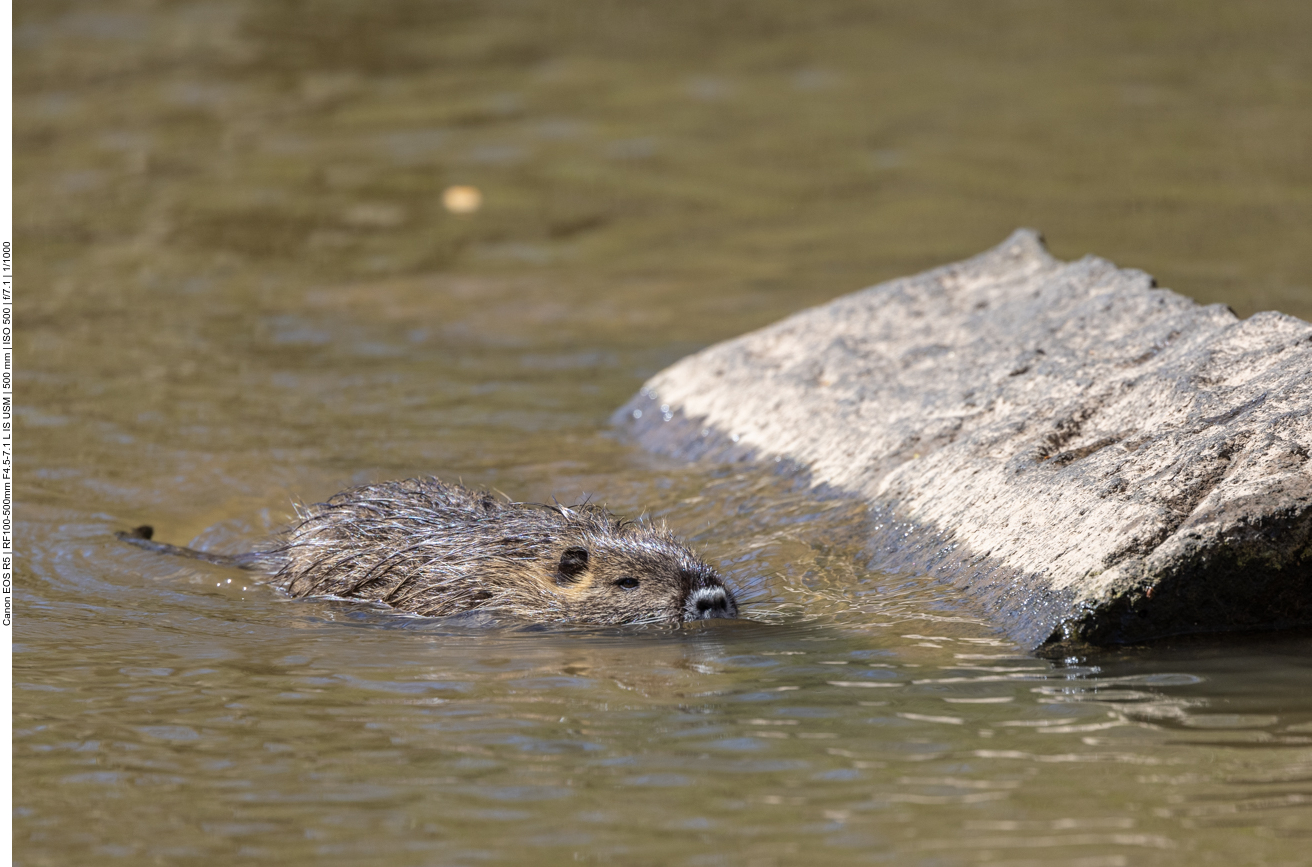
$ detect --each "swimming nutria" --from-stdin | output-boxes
[116,477,738,625]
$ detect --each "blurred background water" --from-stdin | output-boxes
[15,1,1312,864]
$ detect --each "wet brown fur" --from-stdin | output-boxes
[120,477,737,625]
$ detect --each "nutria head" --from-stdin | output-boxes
[542,509,738,625]
[271,478,739,626]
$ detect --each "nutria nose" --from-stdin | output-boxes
[688,587,735,620]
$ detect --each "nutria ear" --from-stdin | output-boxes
[557,546,589,584]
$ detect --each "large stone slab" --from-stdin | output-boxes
[615,230,1312,650]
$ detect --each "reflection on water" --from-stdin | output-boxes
[19,469,1312,865]
[15,0,1312,864]
[19,515,1312,865]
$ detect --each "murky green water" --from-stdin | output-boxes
[16,1,1312,864]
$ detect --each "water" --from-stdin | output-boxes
[15,1,1312,864]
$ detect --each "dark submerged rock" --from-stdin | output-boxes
[616,230,1312,650]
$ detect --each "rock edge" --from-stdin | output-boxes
[615,230,1312,650]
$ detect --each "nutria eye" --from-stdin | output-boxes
[615,577,640,590]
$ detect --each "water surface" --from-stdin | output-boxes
[16,1,1312,864]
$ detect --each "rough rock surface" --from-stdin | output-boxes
[616,230,1312,649]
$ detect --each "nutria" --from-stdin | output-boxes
[116,477,738,625]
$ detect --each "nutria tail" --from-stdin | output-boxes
[115,525,264,571]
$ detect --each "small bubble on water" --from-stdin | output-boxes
[442,185,482,214]
[632,409,642,419]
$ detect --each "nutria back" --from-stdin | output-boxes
[247,478,736,625]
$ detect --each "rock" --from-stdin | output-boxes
[615,230,1312,650]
